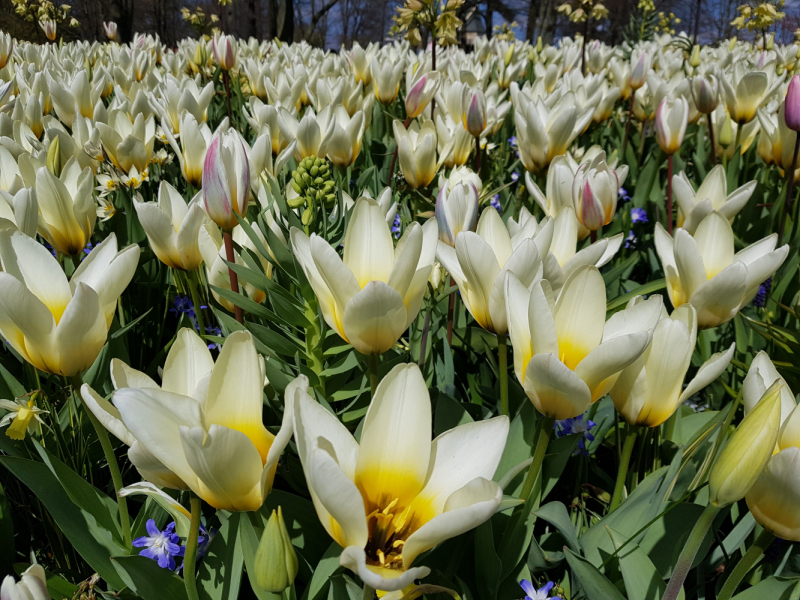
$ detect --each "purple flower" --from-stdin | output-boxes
[133,520,182,570]
[624,230,636,249]
[618,187,631,202]
[753,276,772,308]
[177,523,217,562]
[511,171,519,183]
[44,242,57,258]
[630,207,648,224]
[521,580,555,599]
[491,194,502,212]
[170,295,197,329]
[391,213,401,239]
[508,135,517,146]
[205,325,222,351]
[555,414,596,456]
[82,242,94,257]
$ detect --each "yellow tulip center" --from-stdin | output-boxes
[364,497,418,571]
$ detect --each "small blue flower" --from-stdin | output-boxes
[511,171,519,183]
[83,242,94,256]
[520,579,555,599]
[197,524,217,558]
[618,187,631,202]
[490,194,502,212]
[170,296,207,331]
[205,325,222,351]
[630,207,648,224]
[624,230,636,249]
[44,242,57,258]
[555,414,596,456]
[391,213,401,239]
[508,135,517,146]
[753,276,772,308]
[133,520,182,570]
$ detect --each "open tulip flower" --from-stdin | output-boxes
[610,303,735,427]
[292,362,509,592]
[1,564,48,600]
[436,205,553,335]
[719,70,772,125]
[505,266,661,419]
[0,229,139,376]
[134,183,209,271]
[291,197,437,355]
[85,329,293,512]
[655,211,788,328]
[672,165,756,234]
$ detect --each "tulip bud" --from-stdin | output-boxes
[629,51,650,90]
[719,113,734,147]
[536,37,543,52]
[212,33,236,70]
[39,19,57,42]
[572,155,627,231]
[692,75,719,114]
[729,37,737,50]
[405,72,439,119]
[708,381,782,507]
[504,45,514,67]
[254,507,298,593]
[461,85,487,138]
[655,96,689,155]
[690,45,701,68]
[103,21,118,41]
[46,136,62,177]
[202,129,250,231]
[436,180,479,246]
[785,75,800,132]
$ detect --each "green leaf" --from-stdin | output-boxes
[198,511,244,600]
[606,527,682,600]
[731,577,800,600]
[112,555,188,600]
[534,502,581,553]
[475,519,503,600]
[239,514,280,600]
[0,480,13,576]
[248,322,307,358]
[564,548,626,600]
[303,542,343,600]
[0,456,127,590]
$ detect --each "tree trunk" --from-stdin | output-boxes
[526,0,537,41]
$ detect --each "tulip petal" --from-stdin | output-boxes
[0,272,57,373]
[344,198,395,287]
[678,342,735,405]
[128,441,189,490]
[110,358,159,389]
[489,239,542,336]
[180,424,264,511]
[575,331,651,400]
[177,204,208,272]
[134,199,181,269]
[355,363,431,507]
[602,295,662,342]
[81,384,136,446]
[342,281,407,355]
[311,234,361,334]
[746,448,800,542]
[340,546,430,593]
[523,353,592,419]
[55,283,108,377]
[476,208,513,267]
[694,212,734,278]
[504,274,533,382]
[743,351,796,421]
[454,232,501,331]
[553,265,605,370]
[387,223,423,297]
[162,327,215,397]
[689,261,748,328]
[673,229,708,297]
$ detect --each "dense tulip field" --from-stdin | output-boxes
[1,18,800,600]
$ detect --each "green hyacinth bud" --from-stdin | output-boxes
[289,156,336,210]
[254,507,298,593]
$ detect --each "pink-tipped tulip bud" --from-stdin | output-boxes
[103,21,118,41]
[203,129,250,231]
[655,96,689,155]
[461,85,487,138]
[39,19,57,42]
[212,33,236,70]
[785,75,800,132]
[629,51,650,91]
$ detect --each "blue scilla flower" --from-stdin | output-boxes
[491,194,502,212]
[618,187,631,202]
[630,207,647,224]
[555,414,596,456]
[508,135,517,146]
[205,325,222,351]
[133,520,182,570]
[624,230,636,249]
[391,213,401,239]
[511,171,519,183]
[521,580,555,599]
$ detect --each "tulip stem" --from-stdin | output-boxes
[667,153,674,234]
[368,354,380,398]
[71,375,132,548]
[622,92,635,159]
[779,135,800,242]
[184,494,203,600]
[418,305,432,370]
[446,275,456,347]
[519,415,556,501]
[388,117,411,188]
[222,231,244,323]
[475,136,481,174]
[660,503,720,600]
[497,333,509,417]
[707,117,717,165]
[609,424,638,512]
[362,584,376,600]
[187,269,206,338]
[222,70,233,125]
[717,528,775,600]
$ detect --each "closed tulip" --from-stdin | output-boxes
[611,304,735,427]
[89,330,293,512]
[1,564,48,600]
[655,211,788,328]
[672,165,755,234]
[34,159,95,256]
[655,96,689,154]
[212,33,236,70]
[572,153,628,231]
[405,70,439,119]
[134,183,208,271]
[435,180,479,246]
[691,75,720,115]
[461,85,487,137]
[435,114,472,168]
[103,21,117,41]
[203,128,250,231]
[292,362,509,592]
[162,112,213,188]
[785,75,800,132]
[709,381,782,507]
[436,207,553,335]
[504,266,661,419]
[629,50,650,90]
[39,19,56,41]
[743,351,797,423]
[370,56,404,105]
[394,119,439,189]
[291,197,437,355]
[0,230,139,376]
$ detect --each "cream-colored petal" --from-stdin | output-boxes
[343,197,395,286]
[340,546,430,592]
[342,281,408,355]
[689,262,748,328]
[574,332,651,400]
[523,353,592,419]
[81,384,136,446]
[110,358,159,389]
[162,327,214,397]
[746,448,800,542]
[476,207,513,267]
[55,283,108,377]
[553,265,605,370]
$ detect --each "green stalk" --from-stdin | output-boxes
[368,354,380,398]
[304,298,326,397]
[609,425,639,512]
[661,504,721,600]
[717,528,776,600]
[519,415,556,501]
[187,269,206,336]
[70,375,131,548]
[184,494,203,600]
[362,584,376,600]
[497,334,509,417]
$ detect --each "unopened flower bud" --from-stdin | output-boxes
[254,507,298,593]
[46,135,62,177]
[708,381,782,507]
[629,51,650,90]
[719,114,734,147]
[690,45,701,68]
[785,75,800,132]
[461,85,486,138]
